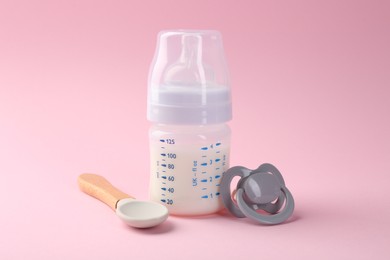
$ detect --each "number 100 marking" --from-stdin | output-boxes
[167,153,176,159]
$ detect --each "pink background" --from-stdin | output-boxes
[1,0,389,259]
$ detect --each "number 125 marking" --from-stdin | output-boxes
[166,139,175,144]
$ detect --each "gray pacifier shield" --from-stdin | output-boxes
[220,163,295,225]
[220,166,251,218]
[220,165,285,217]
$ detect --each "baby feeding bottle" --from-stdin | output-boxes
[147,30,232,216]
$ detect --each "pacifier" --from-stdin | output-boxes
[220,163,295,225]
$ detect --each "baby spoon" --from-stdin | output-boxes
[78,173,169,228]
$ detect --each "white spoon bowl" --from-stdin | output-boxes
[116,198,168,228]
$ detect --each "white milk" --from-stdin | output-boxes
[149,125,230,216]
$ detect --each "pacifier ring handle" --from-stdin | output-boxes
[220,166,252,218]
[236,186,295,225]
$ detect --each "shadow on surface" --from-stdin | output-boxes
[125,219,175,234]
[217,208,302,227]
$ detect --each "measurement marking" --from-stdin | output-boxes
[161,187,166,191]
[161,164,167,167]
[215,175,221,179]
[161,199,166,203]
[201,179,208,183]
[201,163,207,166]
[216,142,221,146]
[201,195,209,199]
[215,158,221,162]
[160,139,165,143]
[161,153,166,156]
[162,176,167,179]
[201,147,208,150]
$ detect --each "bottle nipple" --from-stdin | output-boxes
[163,35,213,86]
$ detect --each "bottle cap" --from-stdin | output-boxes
[147,30,232,125]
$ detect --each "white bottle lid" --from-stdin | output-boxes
[147,30,232,125]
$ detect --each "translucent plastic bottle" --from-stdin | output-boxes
[147,30,232,216]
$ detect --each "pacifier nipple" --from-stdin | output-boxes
[220,163,295,225]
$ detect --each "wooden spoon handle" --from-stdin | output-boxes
[78,173,133,211]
